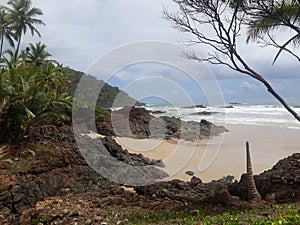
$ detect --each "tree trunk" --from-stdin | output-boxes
[15,36,22,57]
[234,51,300,123]
[0,34,4,59]
[246,141,262,201]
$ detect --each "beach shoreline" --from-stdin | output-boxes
[115,124,300,182]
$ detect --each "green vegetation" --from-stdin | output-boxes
[121,203,300,225]
[31,218,39,225]
[246,0,300,64]
[1,0,44,56]
[0,0,72,143]
[64,67,136,109]
[0,0,129,144]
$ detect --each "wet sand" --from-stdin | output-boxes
[115,124,300,182]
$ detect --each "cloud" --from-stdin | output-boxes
[240,81,259,91]
[15,0,184,71]
[1,0,298,104]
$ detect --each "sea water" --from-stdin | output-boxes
[143,104,300,129]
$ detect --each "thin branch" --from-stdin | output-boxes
[165,0,300,123]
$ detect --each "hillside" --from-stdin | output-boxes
[63,68,137,109]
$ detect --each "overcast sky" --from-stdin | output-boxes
[1,0,299,105]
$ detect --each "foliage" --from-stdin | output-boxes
[0,0,133,144]
[0,0,75,144]
[121,203,300,225]
[25,42,52,66]
[64,67,136,109]
[165,0,300,123]
[0,9,14,58]
[244,0,300,64]
[0,61,72,143]
[1,0,45,55]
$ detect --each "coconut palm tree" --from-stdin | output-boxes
[0,62,72,143]
[0,10,14,59]
[25,42,51,66]
[1,0,45,55]
[246,0,300,64]
[246,141,262,201]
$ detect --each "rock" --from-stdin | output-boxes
[69,210,80,217]
[0,175,17,191]
[189,176,202,187]
[189,111,220,116]
[150,110,166,114]
[102,136,166,168]
[229,153,300,203]
[0,133,126,217]
[96,107,228,141]
[205,189,233,205]
[181,105,207,109]
[185,171,194,176]
[135,175,234,205]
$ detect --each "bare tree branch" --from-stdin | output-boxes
[164,0,300,123]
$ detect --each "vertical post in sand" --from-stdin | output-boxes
[246,141,262,201]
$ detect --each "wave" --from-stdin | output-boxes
[145,104,300,129]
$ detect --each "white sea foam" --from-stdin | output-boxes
[145,104,300,129]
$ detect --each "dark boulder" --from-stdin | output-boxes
[229,153,300,203]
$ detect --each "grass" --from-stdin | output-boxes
[121,202,300,225]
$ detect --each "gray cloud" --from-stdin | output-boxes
[1,0,298,103]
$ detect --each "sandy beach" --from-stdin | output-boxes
[115,124,300,182]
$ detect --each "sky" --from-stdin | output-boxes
[1,0,299,105]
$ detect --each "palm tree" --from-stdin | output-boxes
[0,62,72,143]
[246,141,262,201]
[2,0,45,55]
[0,10,14,59]
[246,0,300,64]
[25,42,51,66]
[1,48,23,69]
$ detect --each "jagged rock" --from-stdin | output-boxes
[78,135,168,185]
[229,153,300,203]
[134,175,235,205]
[102,136,166,168]
[181,105,207,109]
[189,111,220,116]
[149,110,166,114]
[186,171,195,176]
[96,107,228,141]
[0,128,168,217]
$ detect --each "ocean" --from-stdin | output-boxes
[143,104,300,129]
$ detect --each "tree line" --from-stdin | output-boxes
[0,0,72,143]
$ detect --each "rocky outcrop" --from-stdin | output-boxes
[0,129,167,223]
[0,142,122,218]
[96,106,228,141]
[102,136,165,167]
[96,106,153,139]
[229,153,300,203]
[188,111,220,116]
[134,176,237,206]
[149,110,166,114]
[181,105,207,109]
[18,191,187,225]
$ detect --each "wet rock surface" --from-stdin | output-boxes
[96,106,228,141]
